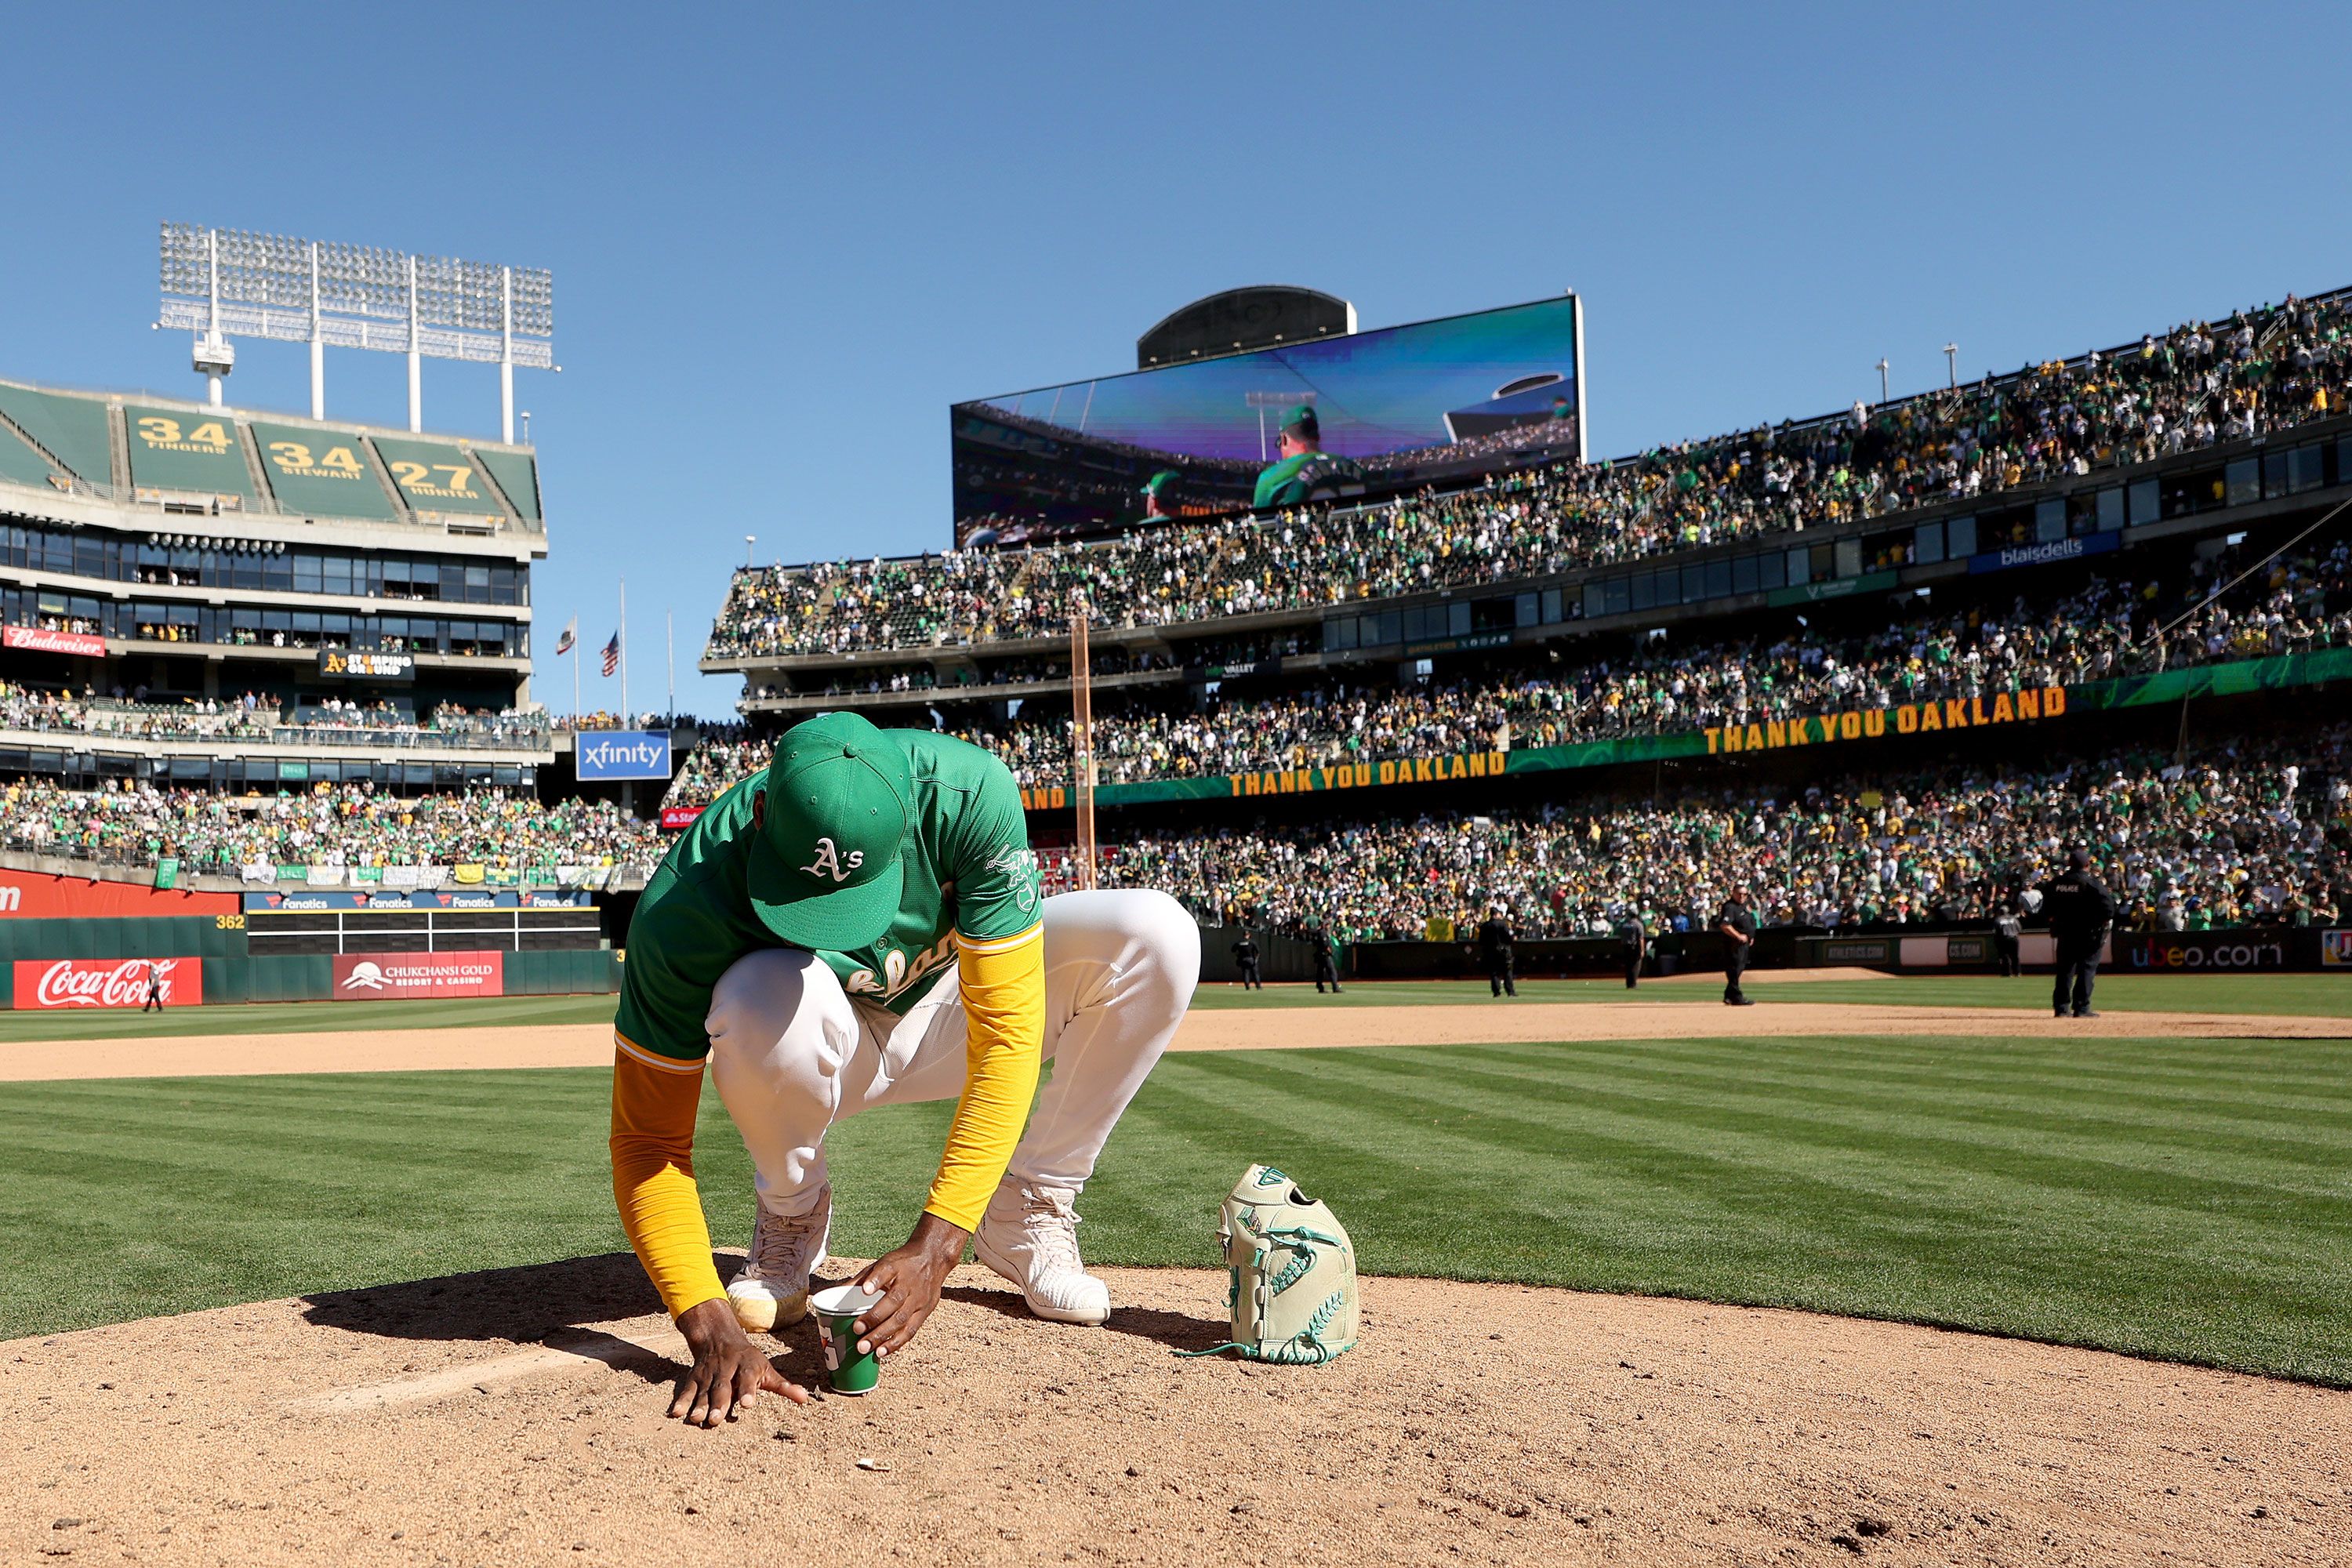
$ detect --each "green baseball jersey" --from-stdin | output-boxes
[1253,451,1367,509]
[614,730,1041,1063]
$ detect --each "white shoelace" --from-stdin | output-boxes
[750,1201,826,1278]
[1018,1188,1085,1274]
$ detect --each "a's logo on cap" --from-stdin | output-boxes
[799,837,865,884]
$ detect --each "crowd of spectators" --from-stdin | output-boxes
[673,546,2352,801]
[1,682,554,749]
[1086,731,2350,943]
[710,292,2352,659]
[0,777,663,877]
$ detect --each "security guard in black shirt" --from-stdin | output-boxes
[2037,849,2116,1018]
[1478,907,1516,998]
[1231,931,1264,991]
[1716,890,1758,1006]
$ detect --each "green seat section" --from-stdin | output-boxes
[124,405,256,501]
[0,384,114,484]
[371,437,506,516]
[0,419,57,489]
[474,448,542,521]
[250,422,397,520]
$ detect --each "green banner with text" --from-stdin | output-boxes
[1016,645,2352,813]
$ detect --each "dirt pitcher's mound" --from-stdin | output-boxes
[3,1258,2346,1566]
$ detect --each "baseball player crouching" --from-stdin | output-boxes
[609,713,1199,1426]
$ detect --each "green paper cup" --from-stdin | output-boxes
[810,1283,885,1396]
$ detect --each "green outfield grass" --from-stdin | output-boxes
[2,1033,2348,1385]
[0,972,2342,1044]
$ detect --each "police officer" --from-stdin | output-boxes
[1715,889,1757,1006]
[1617,910,1646,989]
[1231,929,1264,991]
[2037,849,2115,1018]
[1478,905,1516,998]
[1312,930,1343,995]
[1992,899,2024,978]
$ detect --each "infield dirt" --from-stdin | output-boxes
[4,1257,2347,1566]
[3,994,2346,1081]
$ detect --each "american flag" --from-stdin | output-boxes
[554,617,577,656]
[601,631,620,677]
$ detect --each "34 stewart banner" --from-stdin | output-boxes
[13,958,202,1009]
[1035,646,2352,809]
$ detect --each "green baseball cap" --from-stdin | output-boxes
[747,712,911,949]
[1142,469,1179,496]
[1280,404,1317,435]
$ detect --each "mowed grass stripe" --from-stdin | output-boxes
[1460,1033,2352,1133]
[2,1039,2348,1385]
[1151,1045,2352,1332]
[1434,1037,2352,1171]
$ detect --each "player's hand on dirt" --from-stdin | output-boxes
[852,1212,968,1358]
[671,1297,809,1428]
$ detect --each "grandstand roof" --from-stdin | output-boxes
[0,374,542,533]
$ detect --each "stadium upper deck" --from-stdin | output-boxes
[705,285,2352,691]
[0,376,551,789]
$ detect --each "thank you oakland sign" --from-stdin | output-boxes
[1703,686,2067,755]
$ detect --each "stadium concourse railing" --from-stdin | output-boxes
[706,282,2352,672]
[0,721,554,755]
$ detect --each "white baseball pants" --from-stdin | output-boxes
[704,889,1200,1221]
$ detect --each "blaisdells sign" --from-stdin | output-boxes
[3,624,108,657]
[13,958,201,1009]
[575,730,673,781]
[333,950,505,1000]
[318,648,416,681]
[1967,530,2121,575]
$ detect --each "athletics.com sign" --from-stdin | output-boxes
[13,958,201,1009]
[575,731,671,781]
[332,951,504,1000]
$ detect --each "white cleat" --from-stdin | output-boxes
[972,1181,1111,1326]
[726,1182,832,1334]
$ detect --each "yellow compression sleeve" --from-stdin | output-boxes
[609,1035,726,1321]
[924,923,1046,1232]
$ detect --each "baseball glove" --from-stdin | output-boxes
[1191,1163,1359,1365]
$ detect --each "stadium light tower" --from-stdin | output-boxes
[1875,358,1890,405]
[1944,343,1958,388]
[156,223,555,441]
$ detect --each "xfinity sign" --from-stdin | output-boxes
[576,731,672,781]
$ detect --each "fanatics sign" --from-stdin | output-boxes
[13,958,201,1009]
[332,950,505,1000]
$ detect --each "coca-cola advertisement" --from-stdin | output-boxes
[332,950,505,1000]
[13,958,203,1009]
[2,624,108,658]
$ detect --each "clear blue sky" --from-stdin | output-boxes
[2,2,2346,717]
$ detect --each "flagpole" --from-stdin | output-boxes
[666,609,674,722]
[572,627,579,721]
[619,577,629,724]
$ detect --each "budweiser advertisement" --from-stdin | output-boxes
[332,950,505,1000]
[1,869,238,919]
[14,958,203,1010]
[3,624,108,658]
